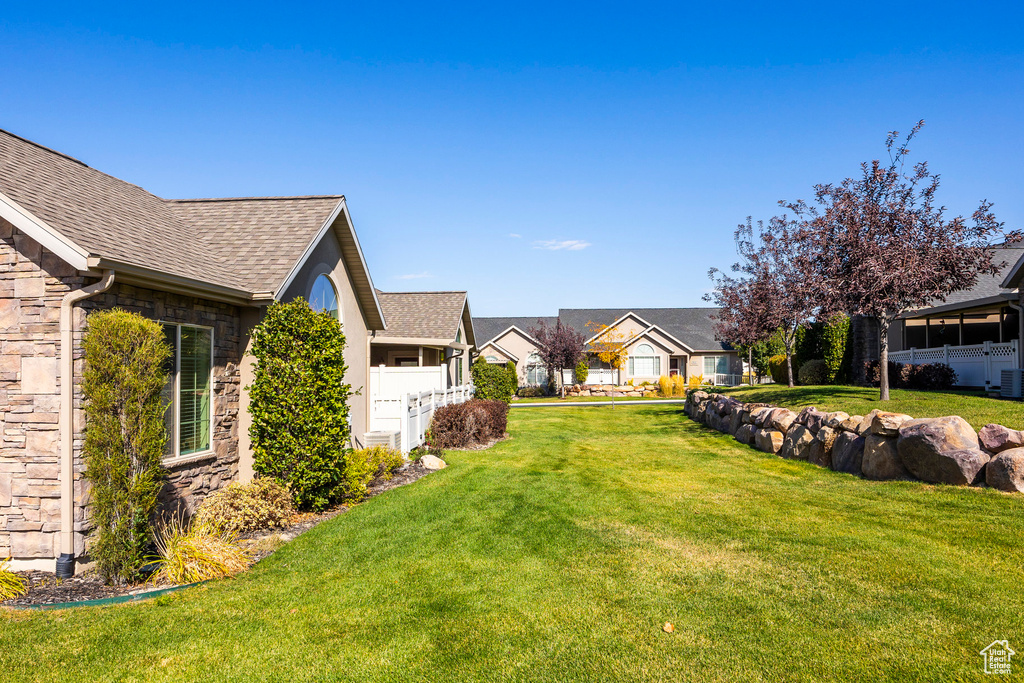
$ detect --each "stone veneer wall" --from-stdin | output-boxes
[0,218,243,563]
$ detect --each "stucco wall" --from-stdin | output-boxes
[487,329,541,385]
[686,351,742,380]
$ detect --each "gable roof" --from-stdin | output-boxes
[902,245,1024,317]
[375,291,473,345]
[473,316,558,346]
[479,340,519,362]
[0,129,385,326]
[558,308,731,352]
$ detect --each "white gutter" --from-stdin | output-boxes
[57,269,115,577]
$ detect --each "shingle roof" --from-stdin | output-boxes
[557,308,731,351]
[905,245,1024,316]
[472,316,557,345]
[376,291,469,341]
[0,129,345,296]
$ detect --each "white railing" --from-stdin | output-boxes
[706,373,746,387]
[370,365,448,398]
[369,383,474,454]
[890,340,1019,388]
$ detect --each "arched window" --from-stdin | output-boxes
[629,343,660,376]
[310,274,340,323]
[525,352,548,387]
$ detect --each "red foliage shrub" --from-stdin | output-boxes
[427,399,508,451]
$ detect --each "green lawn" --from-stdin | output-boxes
[3,406,1022,681]
[513,394,681,403]
[720,384,1024,431]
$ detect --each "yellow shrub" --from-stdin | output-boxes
[688,374,705,389]
[658,376,673,396]
[195,478,294,535]
[152,519,250,585]
[672,375,687,395]
[0,558,27,600]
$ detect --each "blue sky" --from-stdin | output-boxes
[2,3,1022,316]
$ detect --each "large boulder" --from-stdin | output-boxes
[796,406,824,427]
[808,426,838,468]
[822,411,850,430]
[985,448,1024,493]
[979,424,1024,454]
[856,410,878,436]
[743,403,771,424]
[832,431,866,474]
[862,434,909,480]
[896,416,989,485]
[767,408,798,433]
[780,424,815,460]
[838,415,864,434]
[420,454,447,470]
[707,411,722,431]
[735,424,756,445]
[755,429,784,454]
[800,407,828,433]
[870,411,913,437]
[728,413,744,436]
[751,406,774,428]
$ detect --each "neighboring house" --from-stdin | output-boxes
[371,290,476,387]
[0,129,387,572]
[886,242,1023,388]
[473,308,740,386]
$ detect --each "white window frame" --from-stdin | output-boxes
[703,355,728,376]
[628,343,660,377]
[162,322,215,465]
[310,273,342,326]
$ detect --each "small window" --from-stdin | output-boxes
[628,343,660,376]
[162,324,214,459]
[703,355,729,376]
[310,274,340,322]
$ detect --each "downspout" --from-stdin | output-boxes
[57,269,115,578]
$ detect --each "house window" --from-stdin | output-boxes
[485,355,499,363]
[310,274,340,323]
[628,343,660,376]
[525,352,548,387]
[455,356,463,385]
[703,355,729,376]
[162,324,214,459]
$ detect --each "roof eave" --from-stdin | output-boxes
[0,190,91,271]
[89,257,261,306]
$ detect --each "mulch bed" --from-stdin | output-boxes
[2,461,433,608]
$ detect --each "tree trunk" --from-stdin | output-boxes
[878,319,890,401]
[785,351,794,388]
[748,347,753,386]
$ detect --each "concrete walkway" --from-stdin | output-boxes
[511,399,687,408]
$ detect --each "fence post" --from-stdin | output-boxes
[943,345,950,366]
[414,393,422,449]
[984,341,992,388]
[910,347,915,364]
[400,393,410,454]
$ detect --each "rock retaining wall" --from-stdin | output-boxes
[684,390,1024,493]
[566,383,662,398]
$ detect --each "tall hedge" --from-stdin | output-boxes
[822,314,851,384]
[248,299,351,511]
[82,309,171,584]
[471,357,517,403]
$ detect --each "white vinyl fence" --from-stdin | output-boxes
[560,368,620,385]
[890,340,1019,389]
[369,383,475,454]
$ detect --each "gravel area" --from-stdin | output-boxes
[3,461,433,607]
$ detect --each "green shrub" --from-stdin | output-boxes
[517,386,547,398]
[798,359,829,385]
[195,479,294,535]
[0,558,27,600]
[822,314,851,384]
[793,322,824,371]
[248,299,351,511]
[82,309,171,584]
[768,354,789,384]
[472,358,517,403]
[152,518,250,585]
[574,361,589,385]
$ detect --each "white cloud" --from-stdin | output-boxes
[508,233,522,238]
[532,239,591,251]
[396,271,433,280]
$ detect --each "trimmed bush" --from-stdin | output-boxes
[821,314,851,384]
[798,359,829,385]
[248,299,351,511]
[427,399,509,451]
[82,309,171,584]
[658,375,673,397]
[574,361,589,385]
[908,363,958,390]
[195,479,294,535]
[472,358,517,403]
[518,386,547,398]
[340,446,405,502]
[768,354,789,384]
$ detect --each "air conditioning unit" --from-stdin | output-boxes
[364,430,402,451]
[1000,369,1024,399]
